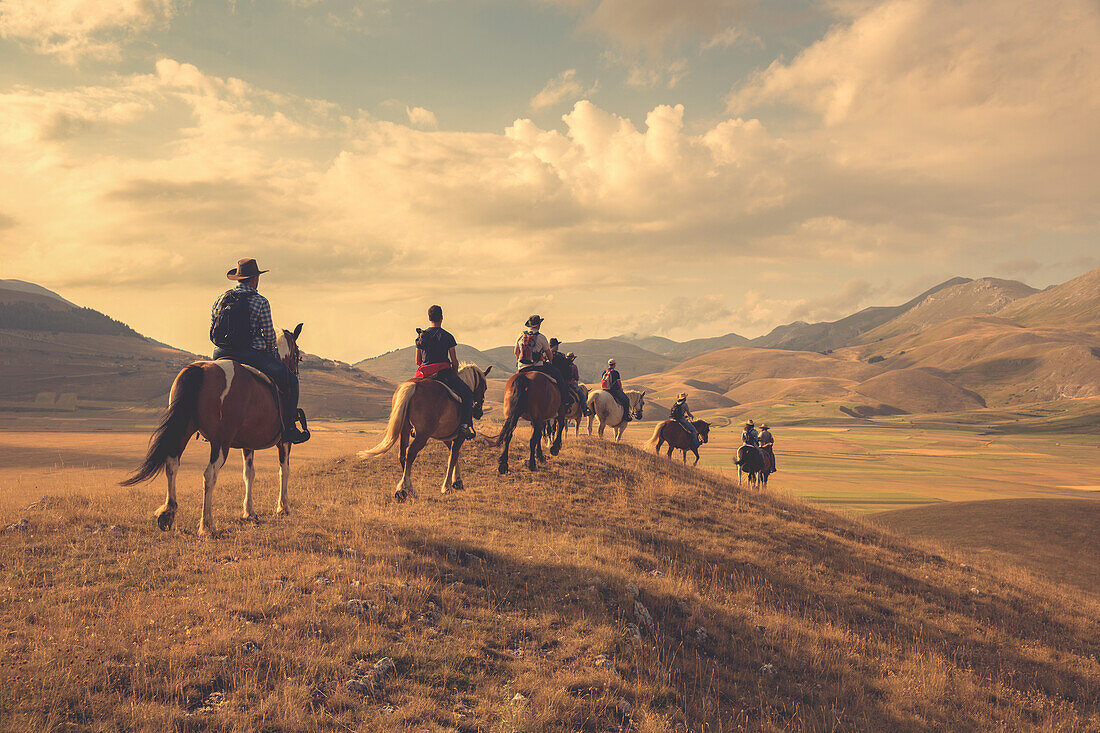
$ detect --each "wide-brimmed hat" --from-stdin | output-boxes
[677,392,687,400]
[566,351,576,359]
[760,424,770,430]
[549,338,561,347]
[227,258,268,281]
[607,358,616,366]
[525,315,544,328]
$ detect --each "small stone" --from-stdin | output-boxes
[615,697,633,717]
[759,663,776,676]
[511,692,528,705]
[594,654,615,670]
[969,587,983,596]
[2,519,29,533]
[693,626,708,643]
[345,599,376,616]
[647,569,663,578]
[633,600,654,629]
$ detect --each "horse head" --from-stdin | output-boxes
[629,390,646,420]
[696,420,711,444]
[279,323,304,375]
[459,363,492,419]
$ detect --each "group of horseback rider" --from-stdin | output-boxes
[741,419,777,472]
[209,258,776,468]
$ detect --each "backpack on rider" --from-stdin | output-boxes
[210,290,254,350]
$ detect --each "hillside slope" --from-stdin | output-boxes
[1,440,1096,730]
[354,344,515,382]
[995,267,1100,331]
[485,338,677,384]
[860,278,1038,342]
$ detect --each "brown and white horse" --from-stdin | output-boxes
[121,325,304,535]
[495,370,564,473]
[645,419,712,465]
[357,364,491,501]
[586,389,645,441]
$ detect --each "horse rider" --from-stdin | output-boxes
[565,351,589,416]
[741,420,765,463]
[514,315,572,411]
[549,339,586,416]
[415,304,476,439]
[758,423,777,471]
[210,258,310,444]
[602,358,631,422]
[670,392,701,447]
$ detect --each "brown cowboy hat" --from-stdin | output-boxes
[743,421,754,429]
[760,424,770,430]
[525,314,544,328]
[677,392,687,400]
[227,258,268,281]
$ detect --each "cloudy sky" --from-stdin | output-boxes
[1,0,1098,362]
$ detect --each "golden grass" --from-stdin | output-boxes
[1,433,1098,731]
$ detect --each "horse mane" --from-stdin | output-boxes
[457,362,485,392]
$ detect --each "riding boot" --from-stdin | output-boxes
[281,377,310,444]
[459,396,476,439]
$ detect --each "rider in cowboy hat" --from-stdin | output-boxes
[210,258,310,444]
[758,423,777,471]
[549,338,584,414]
[514,315,571,410]
[741,419,759,447]
[602,358,631,422]
[670,392,701,447]
[414,304,475,439]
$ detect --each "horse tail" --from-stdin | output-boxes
[359,381,416,457]
[493,376,528,447]
[120,365,203,486]
[644,422,663,452]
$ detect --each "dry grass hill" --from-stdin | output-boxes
[995,268,1100,332]
[1,439,1097,731]
[873,499,1100,596]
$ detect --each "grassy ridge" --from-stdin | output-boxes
[1,438,1097,731]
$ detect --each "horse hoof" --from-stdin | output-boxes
[550,445,560,456]
[498,463,508,475]
[528,460,537,471]
[155,511,174,532]
[274,507,289,518]
[452,480,464,491]
[395,489,408,502]
[241,512,259,522]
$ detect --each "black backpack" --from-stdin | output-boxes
[210,290,254,350]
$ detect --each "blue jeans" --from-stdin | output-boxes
[675,416,699,445]
[212,347,299,424]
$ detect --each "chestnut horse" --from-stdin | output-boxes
[357,364,491,501]
[121,324,304,535]
[495,370,564,473]
[735,445,771,489]
[645,419,712,465]
[543,383,589,444]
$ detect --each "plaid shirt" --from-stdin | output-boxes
[210,283,277,354]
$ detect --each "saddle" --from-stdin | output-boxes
[210,359,284,427]
[419,376,462,404]
[518,365,557,384]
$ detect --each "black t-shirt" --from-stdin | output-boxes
[417,326,457,365]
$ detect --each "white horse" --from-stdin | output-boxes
[586,389,645,441]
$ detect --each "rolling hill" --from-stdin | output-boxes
[0,281,394,419]
[994,267,1100,331]
[2,439,1097,730]
[353,344,516,382]
[483,338,678,384]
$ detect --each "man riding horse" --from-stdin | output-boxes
[670,392,701,448]
[210,258,309,444]
[415,305,475,439]
[514,315,571,412]
[549,339,587,416]
[566,351,589,416]
[602,359,631,422]
[758,423,777,472]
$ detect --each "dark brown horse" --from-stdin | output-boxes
[358,364,491,501]
[645,419,712,465]
[495,370,563,473]
[121,325,304,535]
[735,444,771,489]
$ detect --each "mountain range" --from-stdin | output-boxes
[2,268,1097,422]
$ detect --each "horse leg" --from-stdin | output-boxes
[155,424,193,531]
[692,449,700,466]
[156,455,181,531]
[441,440,460,494]
[396,433,428,501]
[597,418,606,439]
[199,442,228,535]
[451,443,464,492]
[587,411,594,436]
[241,449,258,521]
[498,418,515,475]
[535,425,547,463]
[550,415,564,456]
[275,443,291,516]
[398,425,411,470]
[682,449,687,464]
[528,425,540,471]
